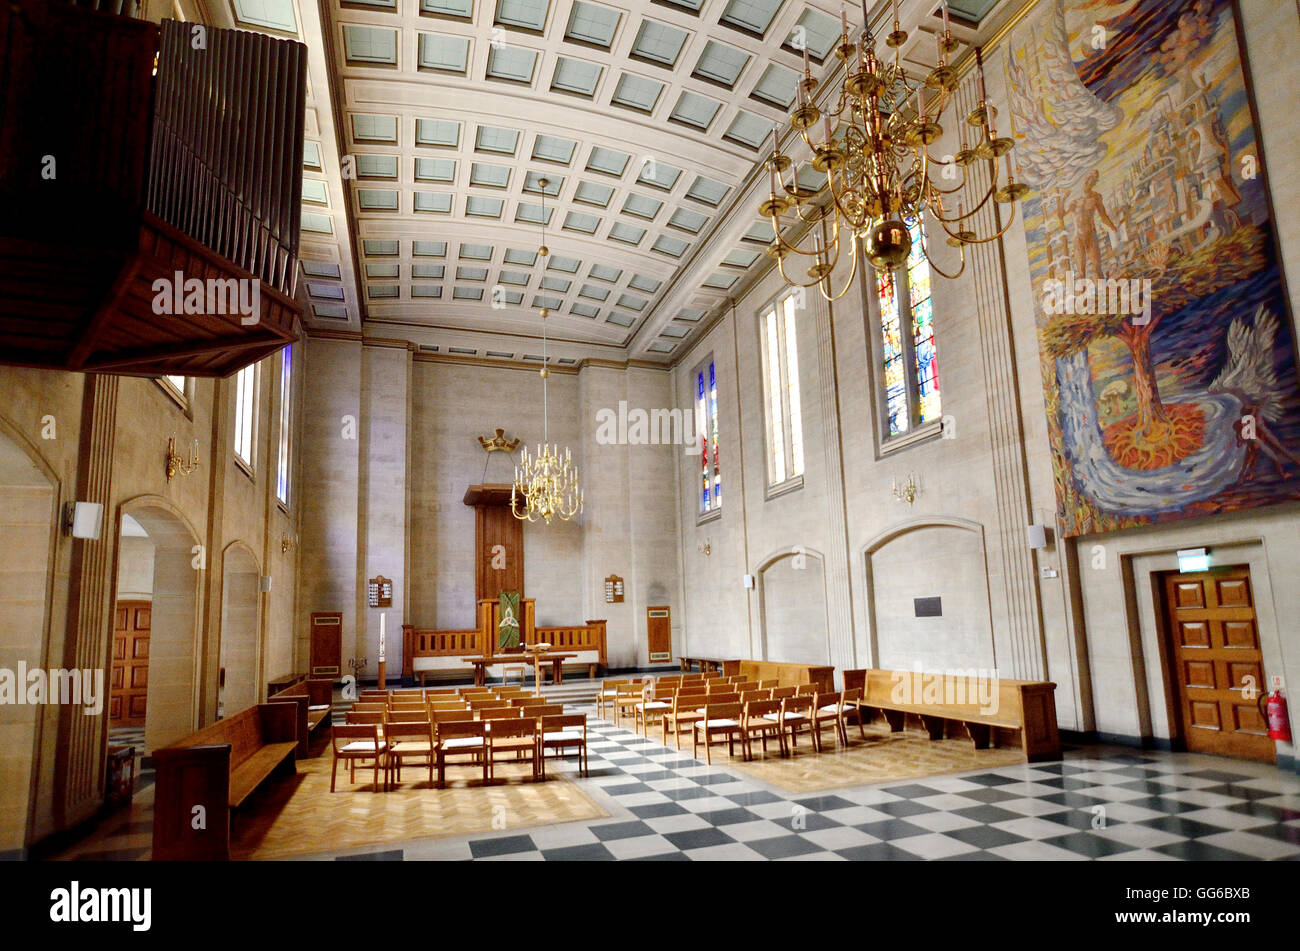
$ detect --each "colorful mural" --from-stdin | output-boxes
[1005,0,1299,536]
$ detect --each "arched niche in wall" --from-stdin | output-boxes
[117,496,202,752]
[219,542,261,717]
[0,414,60,854]
[862,517,996,672]
[755,546,831,666]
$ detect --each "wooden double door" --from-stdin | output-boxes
[1162,567,1273,762]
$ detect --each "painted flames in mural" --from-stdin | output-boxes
[1006,0,1300,536]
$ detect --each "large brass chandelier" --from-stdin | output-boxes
[764,0,1028,300]
[511,177,584,524]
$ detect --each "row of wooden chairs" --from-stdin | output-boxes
[331,711,589,791]
[687,689,864,763]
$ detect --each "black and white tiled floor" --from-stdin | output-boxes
[312,709,1300,862]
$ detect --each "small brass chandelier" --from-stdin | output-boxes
[511,178,585,524]
[764,0,1028,301]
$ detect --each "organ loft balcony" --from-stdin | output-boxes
[0,0,306,377]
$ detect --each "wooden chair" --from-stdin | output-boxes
[424,688,458,699]
[467,697,502,713]
[756,679,779,690]
[486,719,539,782]
[350,702,386,714]
[596,679,630,720]
[385,720,435,785]
[840,686,868,739]
[612,682,645,727]
[539,714,588,778]
[330,724,388,792]
[692,702,743,764]
[359,690,390,702]
[479,706,522,721]
[706,679,738,694]
[770,686,797,701]
[429,700,469,713]
[765,695,814,755]
[388,702,427,715]
[663,690,707,750]
[796,684,818,696]
[738,699,783,761]
[386,709,430,725]
[810,691,845,752]
[526,703,564,719]
[434,719,488,788]
[634,686,675,735]
[346,710,385,726]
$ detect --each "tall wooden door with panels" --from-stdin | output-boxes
[110,600,151,727]
[1161,567,1274,762]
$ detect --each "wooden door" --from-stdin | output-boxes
[647,606,671,663]
[110,600,151,727]
[1162,568,1273,762]
[309,612,342,678]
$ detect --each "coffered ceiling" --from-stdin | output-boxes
[211,0,1022,366]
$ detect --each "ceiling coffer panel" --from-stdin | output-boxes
[0,4,306,377]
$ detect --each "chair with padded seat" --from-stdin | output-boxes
[330,723,388,792]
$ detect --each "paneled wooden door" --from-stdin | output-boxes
[647,607,671,663]
[310,612,342,678]
[1162,567,1273,762]
[110,600,151,727]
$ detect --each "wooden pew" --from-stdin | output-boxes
[268,676,334,756]
[152,703,298,860]
[728,660,835,693]
[843,668,1060,761]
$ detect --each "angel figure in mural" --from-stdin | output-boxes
[1209,306,1300,482]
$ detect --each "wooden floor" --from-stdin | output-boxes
[229,752,607,860]
[674,719,1026,794]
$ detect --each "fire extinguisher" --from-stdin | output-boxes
[1260,688,1292,743]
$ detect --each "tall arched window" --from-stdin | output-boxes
[694,356,721,516]
[876,216,941,441]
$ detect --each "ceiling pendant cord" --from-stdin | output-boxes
[539,178,551,446]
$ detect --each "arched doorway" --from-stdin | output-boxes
[0,423,59,855]
[116,500,202,752]
[219,543,261,717]
[757,547,831,666]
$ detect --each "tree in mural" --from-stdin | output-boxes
[1042,226,1271,471]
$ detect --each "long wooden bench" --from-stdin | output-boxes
[268,676,334,756]
[726,660,835,693]
[843,668,1060,761]
[152,703,298,860]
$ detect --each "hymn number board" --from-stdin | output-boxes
[367,576,393,608]
[604,575,624,603]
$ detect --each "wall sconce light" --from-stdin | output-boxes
[62,501,104,539]
[166,434,200,483]
[697,537,711,556]
[892,473,918,505]
[281,533,297,554]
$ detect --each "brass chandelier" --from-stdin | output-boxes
[764,0,1028,301]
[511,178,584,524]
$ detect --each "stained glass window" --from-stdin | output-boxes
[760,290,805,488]
[876,215,941,438]
[906,217,940,425]
[696,357,721,514]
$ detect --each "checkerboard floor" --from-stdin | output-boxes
[313,706,1300,862]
